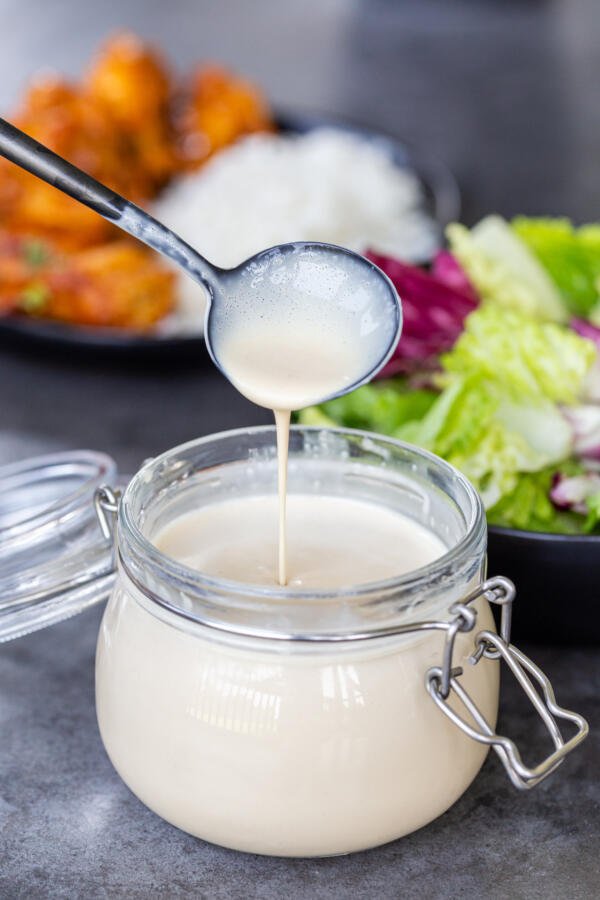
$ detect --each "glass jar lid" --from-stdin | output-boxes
[0,450,118,642]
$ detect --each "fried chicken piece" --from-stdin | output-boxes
[0,233,175,328]
[70,241,176,327]
[0,233,27,315]
[177,64,273,169]
[85,32,179,193]
[0,77,140,249]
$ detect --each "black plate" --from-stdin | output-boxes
[0,111,460,361]
[487,526,600,645]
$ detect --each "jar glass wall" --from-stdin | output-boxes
[96,427,496,857]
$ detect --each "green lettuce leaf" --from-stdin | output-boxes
[584,491,600,532]
[407,305,596,505]
[298,381,437,435]
[447,215,567,322]
[512,217,600,318]
[487,463,588,534]
[440,305,596,405]
[296,406,337,428]
[396,374,570,507]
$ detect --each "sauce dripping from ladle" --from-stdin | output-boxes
[214,285,392,585]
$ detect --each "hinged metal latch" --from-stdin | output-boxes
[426,577,588,790]
[94,485,120,542]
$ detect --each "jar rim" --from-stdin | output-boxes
[119,426,486,635]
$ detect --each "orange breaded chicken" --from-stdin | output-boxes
[0,77,143,249]
[0,34,274,331]
[85,32,179,193]
[177,64,273,169]
[0,233,175,328]
[70,241,176,327]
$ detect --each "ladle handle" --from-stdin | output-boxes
[0,116,220,291]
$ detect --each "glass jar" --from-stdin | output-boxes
[91,426,586,858]
[0,428,587,857]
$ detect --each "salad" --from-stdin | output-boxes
[300,215,600,535]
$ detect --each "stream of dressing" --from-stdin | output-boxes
[217,323,364,585]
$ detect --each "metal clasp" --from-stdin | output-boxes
[94,485,120,542]
[437,576,514,699]
[426,576,589,790]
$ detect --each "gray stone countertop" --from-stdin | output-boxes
[0,605,598,900]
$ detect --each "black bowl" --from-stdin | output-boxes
[487,526,600,645]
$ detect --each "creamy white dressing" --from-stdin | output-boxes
[155,493,446,589]
[216,322,360,411]
[274,410,290,586]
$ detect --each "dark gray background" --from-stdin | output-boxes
[1,2,599,898]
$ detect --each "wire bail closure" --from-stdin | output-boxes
[427,576,588,790]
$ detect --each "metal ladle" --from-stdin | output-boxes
[0,117,402,402]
